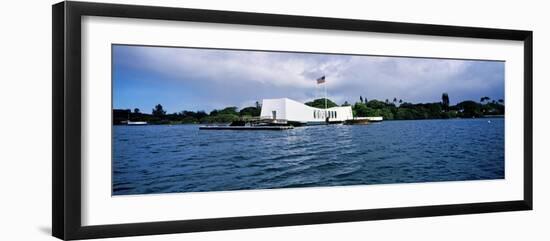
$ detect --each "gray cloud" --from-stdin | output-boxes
[114,45,504,112]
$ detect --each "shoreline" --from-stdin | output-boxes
[113,116,505,126]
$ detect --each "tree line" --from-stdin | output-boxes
[113,102,262,125]
[347,93,504,120]
[113,93,504,124]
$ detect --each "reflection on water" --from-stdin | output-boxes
[112,118,504,195]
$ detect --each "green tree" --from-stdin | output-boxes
[305,98,338,108]
[152,104,166,117]
[366,100,387,109]
[395,108,415,120]
[133,108,140,114]
[442,93,450,111]
[352,103,370,117]
[239,106,261,116]
[201,114,239,124]
[456,100,482,118]
[218,106,239,115]
[196,111,208,119]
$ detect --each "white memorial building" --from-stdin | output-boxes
[260,98,354,125]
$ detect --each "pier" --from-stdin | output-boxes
[199,126,294,131]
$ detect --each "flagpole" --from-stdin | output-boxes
[324,78,327,110]
[316,81,318,101]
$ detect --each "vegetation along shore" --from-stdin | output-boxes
[113,93,504,125]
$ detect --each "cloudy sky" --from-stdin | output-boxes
[113,45,504,114]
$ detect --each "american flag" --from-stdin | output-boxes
[316,75,326,84]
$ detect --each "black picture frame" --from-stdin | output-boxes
[52,1,533,240]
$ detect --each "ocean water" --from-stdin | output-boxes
[112,118,504,195]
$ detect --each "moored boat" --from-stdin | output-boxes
[127,121,148,125]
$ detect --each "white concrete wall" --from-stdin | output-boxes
[261,98,353,123]
[260,99,287,120]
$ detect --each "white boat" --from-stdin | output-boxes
[127,121,147,125]
[363,116,384,122]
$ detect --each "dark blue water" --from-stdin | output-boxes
[112,118,504,195]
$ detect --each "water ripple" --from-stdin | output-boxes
[113,118,504,195]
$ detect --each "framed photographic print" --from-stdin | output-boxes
[52,1,533,240]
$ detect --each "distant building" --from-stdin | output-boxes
[260,98,353,125]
